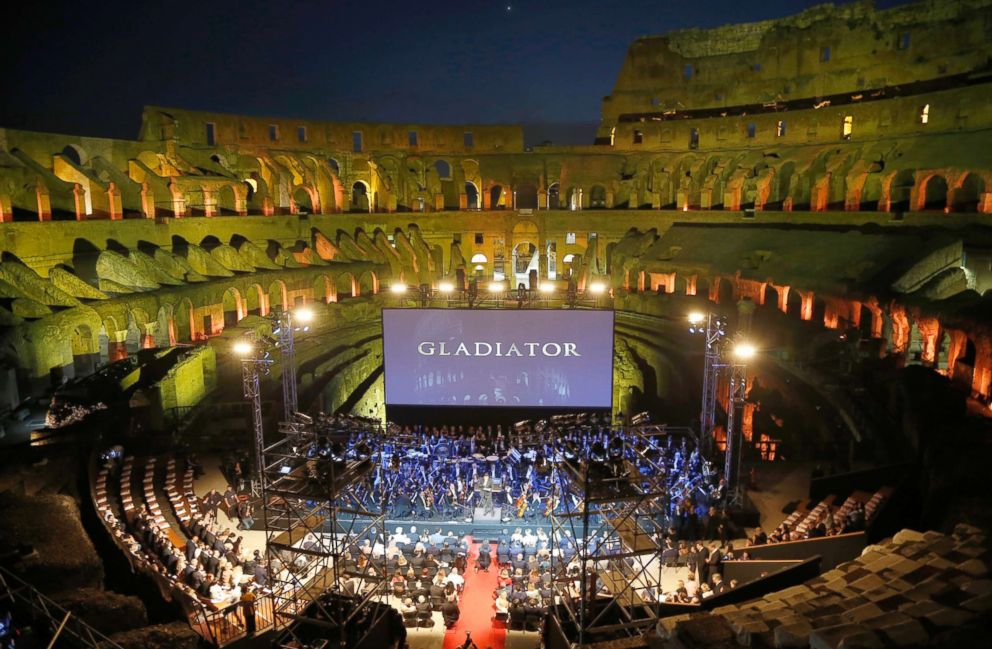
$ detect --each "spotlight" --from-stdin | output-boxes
[488,281,504,293]
[295,306,314,323]
[438,281,455,294]
[539,283,555,294]
[390,283,408,295]
[733,342,757,360]
[588,282,606,295]
[233,340,254,357]
[688,312,705,325]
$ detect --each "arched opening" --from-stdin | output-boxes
[336,273,356,300]
[62,145,86,166]
[547,182,560,209]
[71,324,98,378]
[512,242,538,285]
[953,173,984,213]
[812,296,827,325]
[268,280,288,313]
[434,160,451,179]
[351,182,370,212]
[358,271,378,295]
[515,184,538,210]
[786,289,803,319]
[858,304,876,339]
[470,253,488,264]
[222,287,243,328]
[245,284,265,316]
[763,285,782,310]
[922,174,948,211]
[327,158,340,175]
[465,182,480,209]
[589,185,607,209]
[218,185,239,215]
[715,278,734,305]
[566,186,581,210]
[312,275,332,304]
[490,185,506,210]
[175,299,195,343]
[888,169,915,212]
[155,305,175,347]
[860,173,883,211]
[293,186,314,214]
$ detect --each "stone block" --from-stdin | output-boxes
[952,523,983,539]
[957,558,989,577]
[961,578,992,596]
[809,623,871,649]
[922,604,973,627]
[849,573,886,593]
[838,630,884,649]
[961,593,992,613]
[842,602,883,624]
[765,585,815,602]
[892,529,926,545]
[863,611,913,629]
[774,621,812,648]
[878,619,929,647]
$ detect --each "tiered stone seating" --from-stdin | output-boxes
[794,496,836,536]
[657,524,991,648]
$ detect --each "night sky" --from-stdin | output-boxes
[2,0,911,146]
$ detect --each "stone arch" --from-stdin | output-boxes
[547,182,561,209]
[589,184,607,209]
[811,295,828,324]
[515,183,539,210]
[489,184,507,210]
[433,159,452,180]
[886,169,915,212]
[155,304,176,347]
[312,274,333,304]
[714,277,734,305]
[218,184,241,215]
[336,272,357,299]
[952,173,985,213]
[61,144,88,166]
[244,283,265,316]
[222,286,244,328]
[464,181,480,209]
[267,279,288,313]
[327,158,340,175]
[358,270,378,295]
[763,284,782,310]
[292,185,317,214]
[920,174,949,211]
[565,186,582,210]
[71,323,98,377]
[786,288,803,319]
[174,298,195,343]
[351,181,370,213]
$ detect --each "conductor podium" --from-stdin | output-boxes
[473,506,503,524]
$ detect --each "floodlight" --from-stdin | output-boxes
[233,341,254,357]
[588,281,606,295]
[295,306,314,323]
[438,281,455,293]
[390,283,408,295]
[539,283,555,294]
[733,342,757,360]
[488,281,504,293]
[688,312,705,325]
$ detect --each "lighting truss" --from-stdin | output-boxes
[549,427,678,646]
[262,417,388,647]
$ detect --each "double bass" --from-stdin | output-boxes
[515,484,530,518]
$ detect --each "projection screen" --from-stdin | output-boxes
[382,308,614,408]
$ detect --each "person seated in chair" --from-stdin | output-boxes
[442,598,460,627]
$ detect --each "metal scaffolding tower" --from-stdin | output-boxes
[723,357,749,509]
[549,426,675,646]
[262,415,388,648]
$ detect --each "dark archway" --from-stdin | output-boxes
[889,169,915,212]
[293,186,313,214]
[465,182,479,209]
[515,184,538,210]
[490,185,505,210]
[953,173,984,213]
[786,289,803,319]
[548,182,560,209]
[922,175,949,211]
[589,185,607,209]
[351,182,370,212]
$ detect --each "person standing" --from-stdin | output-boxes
[240,586,257,635]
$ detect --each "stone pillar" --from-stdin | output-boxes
[0,195,11,223]
[107,183,123,220]
[36,185,52,221]
[141,333,156,349]
[73,184,86,221]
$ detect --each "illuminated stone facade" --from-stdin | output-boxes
[0,0,991,412]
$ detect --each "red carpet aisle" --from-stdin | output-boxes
[442,537,506,649]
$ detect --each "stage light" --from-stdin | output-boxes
[233,340,254,357]
[438,281,455,293]
[733,342,757,360]
[295,306,314,323]
[390,282,408,295]
[688,312,705,325]
[488,281,504,293]
[588,281,606,295]
[539,283,555,294]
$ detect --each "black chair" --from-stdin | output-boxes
[525,611,544,632]
[402,609,418,628]
[417,610,434,628]
[508,608,526,631]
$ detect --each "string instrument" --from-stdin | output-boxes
[423,486,434,510]
[515,484,530,518]
[543,493,557,517]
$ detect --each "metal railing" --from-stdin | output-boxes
[0,566,123,648]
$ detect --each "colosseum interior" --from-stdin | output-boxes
[0,1,990,648]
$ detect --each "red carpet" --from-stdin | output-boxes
[442,537,506,649]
